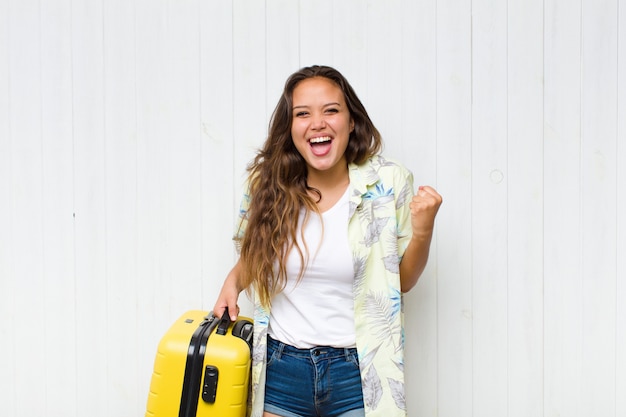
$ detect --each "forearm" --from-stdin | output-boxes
[400,185,442,292]
[399,233,433,293]
[226,258,244,292]
[213,258,244,320]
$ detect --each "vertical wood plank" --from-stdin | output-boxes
[507,1,544,416]
[299,0,334,66]
[7,1,46,416]
[365,0,403,158]
[332,0,367,97]
[471,1,509,416]
[266,0,299,119]
[134,0,171,406]
[40,1,77,415]
[198,0,236,313]
[0,1,15,415]
[435,1,474,416]
[580,0,618,414]
[617,3,626,415]
[543,1,583,416]
[71,0,108,415]
[103,0,140,414]
[400,0,439,415]
[400,0,438,186]
[163,0,204,314]
[543,0,584,415]
[233,0,266,162]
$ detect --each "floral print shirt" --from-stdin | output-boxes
[236,155,414,417]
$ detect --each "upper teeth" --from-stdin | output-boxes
[310,136,331,144]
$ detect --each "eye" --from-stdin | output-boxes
[325,108,339,114]
[295,111,309,117]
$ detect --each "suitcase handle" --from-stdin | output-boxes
[215,308,231,335]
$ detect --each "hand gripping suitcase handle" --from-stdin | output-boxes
[215,308,231,335]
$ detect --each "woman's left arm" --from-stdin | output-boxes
[399,185,442,292]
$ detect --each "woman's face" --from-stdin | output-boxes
[290,77,354,178]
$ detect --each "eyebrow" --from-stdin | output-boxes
[292,102,342,110]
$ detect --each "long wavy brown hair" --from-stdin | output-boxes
[237,65,382,307]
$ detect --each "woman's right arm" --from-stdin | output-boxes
[213,258,244,321]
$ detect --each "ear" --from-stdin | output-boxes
[350,118,355,132]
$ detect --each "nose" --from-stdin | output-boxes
[311,113,327,130]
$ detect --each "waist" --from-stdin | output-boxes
[267,335,357,360]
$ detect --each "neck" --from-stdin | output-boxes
[307,162,349,192]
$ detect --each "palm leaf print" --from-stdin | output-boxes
[387,377,406,410]
[391,354,405,374]
[376,155,397,168]
[361,217,389,247]
[395,181,412,209]
[252,327,267,362]
[363,364,383,410]
[363,183,394,204]
[382,253,400,274]
[364,292,399,349]
[353,255,367,297]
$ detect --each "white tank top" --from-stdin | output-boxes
[268,187,355,348]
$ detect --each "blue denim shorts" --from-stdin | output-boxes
[264,336,365,417]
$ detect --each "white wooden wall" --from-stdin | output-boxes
[0,1,624,416]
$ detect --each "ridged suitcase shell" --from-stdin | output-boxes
[146,310,252,417]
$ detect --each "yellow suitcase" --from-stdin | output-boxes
[145,310,253,417]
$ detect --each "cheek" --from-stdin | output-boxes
[290,129,307,154]
[333,116,353,134]
[290,120,305,139]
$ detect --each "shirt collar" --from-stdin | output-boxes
[347,157,381,218]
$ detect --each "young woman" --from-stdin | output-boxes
[213,65,442,417]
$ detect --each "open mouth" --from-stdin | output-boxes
[309,136,332,145]
[309,136,333,156]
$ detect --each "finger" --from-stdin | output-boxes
[228,302,239,321]
[418,185,438,197]
[412,191,436,205]
[213,304,225,319]
[417,185,443,203]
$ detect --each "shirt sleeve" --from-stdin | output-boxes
[395,166,415,260]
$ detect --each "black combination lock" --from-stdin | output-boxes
[201,365,219,403]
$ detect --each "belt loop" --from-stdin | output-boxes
[268,335,286,360]
[344,347,351,361]
[276,339,286,360]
